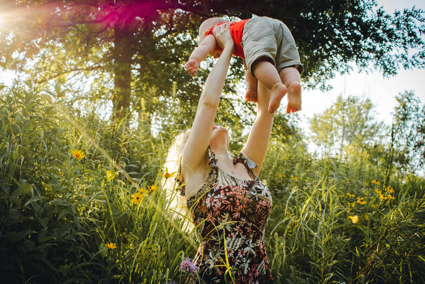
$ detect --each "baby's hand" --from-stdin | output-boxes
[185,59,200,76]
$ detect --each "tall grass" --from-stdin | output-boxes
[0,84,424,283]
[263,143,425,283]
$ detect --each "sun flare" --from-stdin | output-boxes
[0,13,10,31]
[0,11,15,31]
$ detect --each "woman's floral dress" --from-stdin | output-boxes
[180,147,274,283]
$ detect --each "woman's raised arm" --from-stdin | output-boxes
[182,24,235,176]
[241,81,274,176]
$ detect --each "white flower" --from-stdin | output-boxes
[206,193,215,208]
[241,258,251,275]
[205,257,215,269]
[244,239,255,256]
[215,193,226,206]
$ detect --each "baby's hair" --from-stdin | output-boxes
[198,17,226,44]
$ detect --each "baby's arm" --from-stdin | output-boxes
[185,35,217,76]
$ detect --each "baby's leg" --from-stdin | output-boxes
[252,60,287,113]
[279,67,301,113]
[245,70,258,102]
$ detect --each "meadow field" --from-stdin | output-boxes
[1,0,425,282]
[0,83,424,283]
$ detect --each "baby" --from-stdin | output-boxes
[185,17,303,114]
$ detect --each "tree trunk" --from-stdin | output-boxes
[113,24,132,122]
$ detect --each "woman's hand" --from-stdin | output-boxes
[213,22,234,50]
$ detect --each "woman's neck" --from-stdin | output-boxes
[211,146,232,164]
[215,152,232,163]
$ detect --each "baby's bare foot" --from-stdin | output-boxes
[268,83,287,113]
[286,82,302,113]
[245,89,258,103]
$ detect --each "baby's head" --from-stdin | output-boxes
[198,17,226,44]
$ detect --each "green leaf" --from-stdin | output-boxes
[6,229,32,242]
[32,202,44,215]
[24,196,47,207]
[58,264,72,275]
[9,208,20,222]
[42,94,53,104]
[10,188,22,198]
[99,243,108,258]
[58,209,72,220]
[55,83,66,98]
[37,217,49,227]
[74,216,81,230]
[22,107,29,116]
[38,227,48,242]
[50,199,72,206]
[0,182,10,196]
[20,183,32,195]
[39,236,55,244]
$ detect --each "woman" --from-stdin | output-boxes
[173,23,274,283]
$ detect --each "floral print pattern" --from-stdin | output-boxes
[180,147,273,283]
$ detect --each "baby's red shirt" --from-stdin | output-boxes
[205,19,249,59]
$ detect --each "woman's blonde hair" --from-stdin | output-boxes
[162,129,193,231]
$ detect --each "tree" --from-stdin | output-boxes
[388,91,425,176]
[0,0,424,126]
[309,95,386,158]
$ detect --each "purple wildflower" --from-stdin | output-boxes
[167,281,177,284]
[179,258,197,274]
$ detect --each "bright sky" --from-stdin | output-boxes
[302,0,425,126]
[0,0,424,127]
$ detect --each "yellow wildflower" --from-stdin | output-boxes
[379,194,388,201]
[162,167,176,179]
[371,204,378,208]
[364,214,369,220]
[386,186,394,193]
[279,174,286,178]
[138,188,146,194]
[290,175,298,181]
[131,193,143,204]
[348,202,355,208]
[357,197,366,205]
[106,170,116,181]
[106,242,117,249]
[375,189,382,194]
[148,185,157,191]
[347,193,355,198]
[71,149,85,160]
[349,215,359,224]
[388,194,395,200]
[371,180,380,185]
